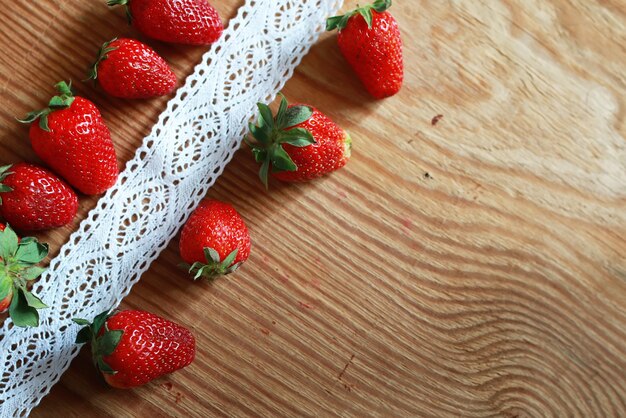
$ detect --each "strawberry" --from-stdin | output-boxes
[326,0,404,99]
[0,164,78,231]
[179,200,250,280]
[108,0,223,45]
[88,38,177,99]
[19,81,119,195]
[74,310,195,388]
[0,224,49,327]
[246,95,351,187]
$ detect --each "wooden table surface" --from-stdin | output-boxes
[2,0,626,416]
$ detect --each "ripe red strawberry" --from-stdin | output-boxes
[327,0,403,99]
[108,0,223,45]
[0,224,49,327]
[88,38,177,99]
[19,82,118,195]
[74,310,195,388]
[0,164,78,231]
[246,95,351,187]
[179,200,250,280]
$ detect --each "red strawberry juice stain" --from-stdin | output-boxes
[431,114,444,126]
[162,382,173,391]
[260,328,270,336]
[298,301,315,310]
[401,218,413,235]
[175,392,184,404]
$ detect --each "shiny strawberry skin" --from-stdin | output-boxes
[94,38,177,99]
[121,0,223,45]
[0,163,78,231]
[338,10,403,99]
[29,97,118,195]
[273,106,351,182]
[180,200,251,266]
[99,310,195,388]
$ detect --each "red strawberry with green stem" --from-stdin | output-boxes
[0,163,78,231]
[19,81,119,195]
[88,38,177,99]
[74,310,195,388]
[108,0,223,45]
[246,95,351,187]
[179,200,250,280]
[326,0,404,99]
[0,224,49,327]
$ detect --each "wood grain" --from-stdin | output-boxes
[0,0,624,416]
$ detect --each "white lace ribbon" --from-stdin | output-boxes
[0,0,342,415]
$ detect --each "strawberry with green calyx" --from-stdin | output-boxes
[326,0,404,99]
[74,310,196,388]
[0,163,78,231]
[19,81,75,132]
[179,200,251,280]
[19,81,119,195]
[0,224,49,327]
[88,38,177,99]
[107,0,223,46]
[246,95,351,187]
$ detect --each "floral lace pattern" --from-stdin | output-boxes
[0,0,342,415]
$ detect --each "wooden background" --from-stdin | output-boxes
[1,0,625,416]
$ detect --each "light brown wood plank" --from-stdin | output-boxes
[0,0,624,416]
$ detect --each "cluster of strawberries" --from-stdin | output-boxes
[0,0,225,328]
[1,0,404,390]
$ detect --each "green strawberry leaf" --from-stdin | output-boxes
[17,110,45,124]
[372,0,392,12]
[97,357,117,374]
[259,158,270,189]
[73,318,91,326]
[22,267,47,281]
[55,81,73,96]
[339,14,352,30]
[91,310,112,336]
[107,0,132,24]
[282,105,313,128]
[278,128,316,147]
[257,103,274,129]
[275,94,289,128]
[326,15,344,31]
[75,327,92,345]
[9,288,39,328]
[0,275,12,300]
[24,291,47,309]
[249,122,270,145]
[252,148,268,163]
[204,248,221,264]
[360,7,374,28]
[270,146,297,172]
[87,38,119,81]
[221,249,239,268]
[97,329,123,356]
[226,262,243,274]
[16,241,48,264]
[0,225,19,261]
